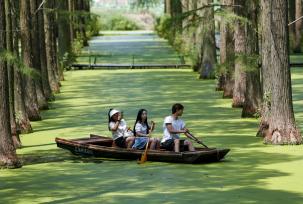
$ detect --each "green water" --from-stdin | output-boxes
[78,31,183,65]
[0,68,303,203]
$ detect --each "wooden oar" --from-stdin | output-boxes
[139,137,150,164]
[186,131,208,148]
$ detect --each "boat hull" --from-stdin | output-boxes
[55,135,230,164]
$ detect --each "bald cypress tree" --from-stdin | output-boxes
[220,0,235,98]
[12,0,32,134]
[4,0,23,148]
[30,0,48,110]
[294,0,302,53]
[241,0,262,118]
[20,0,41,121]
[196,0,216,79]
[44,0,60,93]
[0,0,21,168]
[258,0,302,144]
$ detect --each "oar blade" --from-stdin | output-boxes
[138,138,149,164]
[139,152,147,164]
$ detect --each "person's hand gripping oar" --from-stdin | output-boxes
[185,131,208,148]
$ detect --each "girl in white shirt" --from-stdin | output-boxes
[132,109,159,150]
[108,109,135,148]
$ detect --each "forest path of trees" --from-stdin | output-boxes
[77,31,184,65]
[1,64,303,202]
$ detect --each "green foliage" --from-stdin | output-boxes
[99,14,140,31]
[111,15,140,30]
[0,50,38,78]
[86,15,102,38]
[155,14,173,40]
[235,53,260,73]
[216,8,249,27]
[60,35,85,71]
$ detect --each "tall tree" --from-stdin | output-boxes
[4,0,21,148]
[197,0,216,79]
[181,0,189,45]
[219,0,235,98]
[258,0,302,144]
[294,0,303,53]
[30,0,48,110]
[241,0,262,118]
[12,0,32,134]
[170,0,182,40]
[68,0,76,42]
[77,0,88,46]
[37,0,53,101]
[58,0,72,70]
[165,0,172,14]
[44,0,60,93]
[20,0,41,121]
[288,0,296,44]
[0,0,21,168]
[232,0,246,107]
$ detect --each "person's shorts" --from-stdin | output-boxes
[114,137,127,148]
[160,139,187,151]
[132,137,148,150]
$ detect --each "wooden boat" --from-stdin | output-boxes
[55,134,230,164]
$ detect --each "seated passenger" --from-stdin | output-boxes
[108,109,135,148]
[132,109,159,150]
[160,103,195,152]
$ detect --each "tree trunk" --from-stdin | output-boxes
[165,0,172,14]
[68,0,75,42]
[197,0,216,79]
[170,0,182,40]
[4,0,21,148]
[12,0,32,134]
[294,0,303,53]
[44,0,60,93]
[259,0,302,144]
[242,1,262,118]
[58,0,72,74]
[181,0,189,48]
[20,0,41,121]
[232,0,246,107]
[37,0,53,101]
[220,0,235,98]
[77,0,88,46]
[288,0,295,48]
[0,0,21,168]
[30,0,48,110]
[58,0,72,58]
[188,0,197,69]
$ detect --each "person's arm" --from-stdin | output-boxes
[109,113,122,131]
[166,123,188,134]
[184,131,193,139]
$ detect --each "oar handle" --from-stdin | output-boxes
[186,131,208,148]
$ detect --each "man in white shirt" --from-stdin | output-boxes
[161,103,195,152]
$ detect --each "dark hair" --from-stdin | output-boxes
[172,103,184,114]
[108,108,114,130]
[133,109,150,136]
